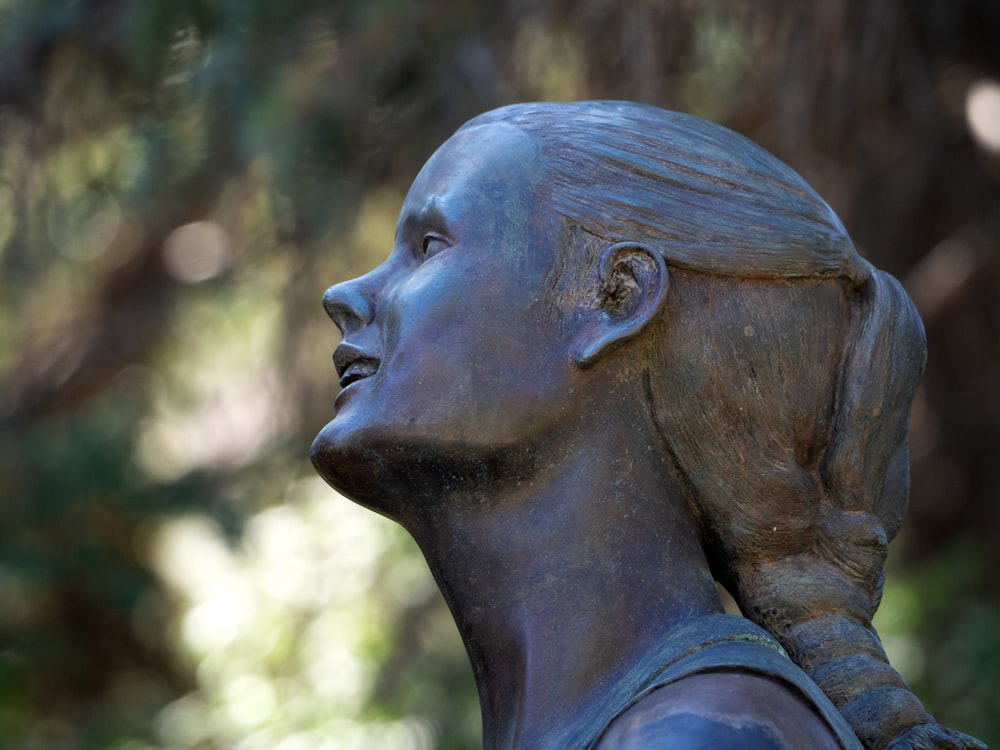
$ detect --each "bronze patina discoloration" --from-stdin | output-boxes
[311,102,986,750]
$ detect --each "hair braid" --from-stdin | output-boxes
[731,271,984,750]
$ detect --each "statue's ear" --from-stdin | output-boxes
[573,242,669,368]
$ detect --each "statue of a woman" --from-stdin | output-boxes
[311,101,985,750]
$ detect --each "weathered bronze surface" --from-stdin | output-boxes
[311,102,986,750]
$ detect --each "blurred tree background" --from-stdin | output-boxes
[0,1,998,748]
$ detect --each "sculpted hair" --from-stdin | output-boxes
[463,101,984,750]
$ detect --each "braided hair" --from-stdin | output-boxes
[463,101,985,750]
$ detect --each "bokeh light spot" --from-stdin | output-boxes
[163,221,231,282]
[965,78,1000,152]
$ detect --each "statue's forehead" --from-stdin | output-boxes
[400,123,541,218]
[420,123,536,182]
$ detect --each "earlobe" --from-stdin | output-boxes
[573,242,669,368]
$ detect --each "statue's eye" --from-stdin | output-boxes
[421,233,450,259]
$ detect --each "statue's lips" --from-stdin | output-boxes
[333,342,380,389]
[340,361,378,388]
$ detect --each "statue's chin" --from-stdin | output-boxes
[309,419,443,520]
[309,421,385,509]
[310,414,533,520]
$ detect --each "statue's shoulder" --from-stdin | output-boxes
[595,670,841,750]
[588,616,863,750]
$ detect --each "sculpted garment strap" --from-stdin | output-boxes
[578,614,864,750]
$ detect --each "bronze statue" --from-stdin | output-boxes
[311,102,986,750]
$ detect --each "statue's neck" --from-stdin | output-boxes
[401,411,723,750]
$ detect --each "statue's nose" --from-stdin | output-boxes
[323,277,375,336]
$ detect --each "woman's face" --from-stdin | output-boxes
[311,123,586,504]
